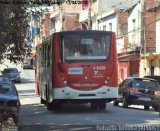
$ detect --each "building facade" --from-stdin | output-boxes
[49,3,81,33]
[143,0,160,76]
[30,0,160,80]
[139,0,157,77]
[79,0,158,80]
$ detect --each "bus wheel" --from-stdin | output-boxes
[47,102,53,111]
[90,102,98,110]
[122,96,128,108]
[99,101,106,110]
[40,98,46,105]
[113,100,119,106]
[52,102,61,111]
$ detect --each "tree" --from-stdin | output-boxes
[0,0,64,64]
[0,1,30,64]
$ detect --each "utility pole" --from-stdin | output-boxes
[59,3,63,31]
[141,0,146,54]
[88,0,92,30]
[140,0,147,77]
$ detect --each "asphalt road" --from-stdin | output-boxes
[14,69,160,131]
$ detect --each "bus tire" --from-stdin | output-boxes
[99,101,106,110]
[122,96,128,108]
[47,102,53,111]
[45,84,50,104]
[52,102,61,111]
[40,98,46,104]
[90,102,98,110]
[113,100,119,106]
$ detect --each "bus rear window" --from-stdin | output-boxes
[61,34,111,61]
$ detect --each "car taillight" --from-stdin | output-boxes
[130,87,139,94]
[154,91,160,96]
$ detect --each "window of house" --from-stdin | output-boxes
[109,23,112,31]
[103,25,106,31]
[50,18,56,30]
[132,19,136,31]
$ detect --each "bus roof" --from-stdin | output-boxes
[58,30,114,34]
[40,30,115,46]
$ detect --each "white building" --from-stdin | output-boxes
[127,2,142,51]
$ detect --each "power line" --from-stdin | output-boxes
[117,17,160,37]
[116,17,160,50]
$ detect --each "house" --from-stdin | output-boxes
[80,0,158,80]
[79,0,98,29]
[137,0,157,77]
[146,0,160,76]
[119,0,157,78]
[31,0,159,80]
[81,0,139,81]
[49,3,81,33]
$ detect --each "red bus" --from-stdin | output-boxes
[35,30,118,110]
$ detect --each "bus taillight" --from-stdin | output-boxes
[60,74,67,85]
[105,76,111,84]
[104,80,108,84]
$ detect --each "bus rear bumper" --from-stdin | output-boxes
[53,86,118,101]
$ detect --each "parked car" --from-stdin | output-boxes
[1,68,21,83]
[0,83,21,123]
[144,75,160,84]
[22,57,33,69]
[113,77,160,110]
[0,75,12,84]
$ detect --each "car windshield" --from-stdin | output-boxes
[0,84,17,95]
[3,68,18,73]
[132,79,159,89]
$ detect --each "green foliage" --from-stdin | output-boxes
[0,0,59,64]
[0,2,30,63]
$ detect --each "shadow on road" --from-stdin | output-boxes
[18,89,35,94]
[18,102,160,131]
[18,124,96,131]
[17,88,37,100]
[18,78,35,84]
[53,103,111,114]
[114,104,156,112]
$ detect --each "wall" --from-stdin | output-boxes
[117,11,128,37]
[144,0,156,52]
[97,11,117,32]
[156,8,160,52]
[63,14,81,31]
[128,2,142,49]
[42,13,50,37]
[51,4,81,31]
